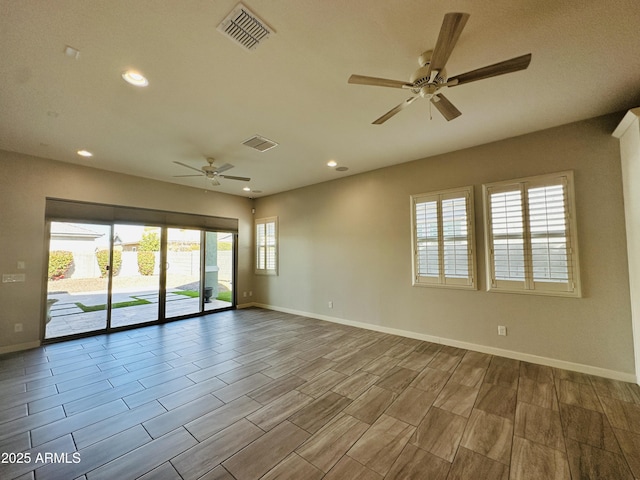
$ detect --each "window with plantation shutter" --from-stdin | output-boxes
[255,216,277,275]
[411,186,476,289]
[483,171,580,297]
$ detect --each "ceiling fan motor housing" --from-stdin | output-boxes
[411,50,447,95]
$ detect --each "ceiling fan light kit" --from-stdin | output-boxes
[348,12,532,124]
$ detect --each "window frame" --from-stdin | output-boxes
[411,186,476,290]
[255,216,278,275]
[482,171,581,297]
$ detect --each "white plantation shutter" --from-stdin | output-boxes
[484,172,580,296]
[256,217,278,274]
[415,200,439,278]
[488,187,526,286]
[256,222,265,268]
[528,184,570,284]
[412,187,475,289]
[442,196,470,279]
[265,221,276,270]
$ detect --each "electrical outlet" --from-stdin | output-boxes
[14,323,23,333]
[249,291,253,297]
[243,291,247,297]
[497,325,507,336]
[328,301,333,308]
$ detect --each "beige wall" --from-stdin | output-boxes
[0,150,253,352]
[254,113,635,377]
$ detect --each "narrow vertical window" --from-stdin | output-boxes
[412,187,476,289]
[255,216,278,275]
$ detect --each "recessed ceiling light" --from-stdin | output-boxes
[327,160,337,167]
[122,70,149,87]
[336,166,349,172]
[243,187,251,191]
[77,149,93,157]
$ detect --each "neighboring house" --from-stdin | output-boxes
[113,233,138,252]
[49,222,105,252]
[49,222,106,279]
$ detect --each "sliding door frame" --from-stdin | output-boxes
[43,212,238,343]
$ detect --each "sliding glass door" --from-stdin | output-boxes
[164,229,235,318]
[204,231,234,311]
[45,221,111,339]
[45,222,235,340]
[110,224,162,328]
[165,228,202,318]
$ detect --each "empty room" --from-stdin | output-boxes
[1,1,640,479]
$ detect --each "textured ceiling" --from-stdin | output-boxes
[1,0,639,197]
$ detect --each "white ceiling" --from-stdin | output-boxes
[1,0,639,197]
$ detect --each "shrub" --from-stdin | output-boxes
[48,251,73,280]
[96,249,122,277]
[139,231,160,252]
[218,241,232,251]
[137,251,155,276]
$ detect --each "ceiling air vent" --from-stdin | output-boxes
[217,3,274,51]
[243,135,279,152]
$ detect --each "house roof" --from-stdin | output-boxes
[50,222,104,239]
[1,0,639,197]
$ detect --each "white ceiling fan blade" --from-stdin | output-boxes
[220,175,251,181]
[429,12,470,76]
[348,74,413,89]
[431,93,462,121]
[173,174,203,178]
[372,97,418,124]
[173,161,205,174]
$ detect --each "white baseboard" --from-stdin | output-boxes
[253,303,637,384]
[0,340,41,356]
[236,302,256,310]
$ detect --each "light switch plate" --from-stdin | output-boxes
[2,274,26,283]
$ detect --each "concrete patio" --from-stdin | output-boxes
[46,288,231,338]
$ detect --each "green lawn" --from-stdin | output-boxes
[173,289,232,302]
[75,298,151,312]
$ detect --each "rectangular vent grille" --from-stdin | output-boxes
[217,3,273,51]
[243,135,279,152]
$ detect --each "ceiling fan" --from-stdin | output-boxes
[348,12,532,123]
[173,157,250,186]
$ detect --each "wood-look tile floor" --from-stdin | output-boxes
[1,308,639,480]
